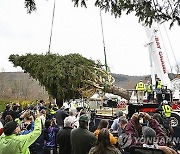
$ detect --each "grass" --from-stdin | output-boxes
[0,100,9,112]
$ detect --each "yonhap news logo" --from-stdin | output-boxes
[118,133,132,148]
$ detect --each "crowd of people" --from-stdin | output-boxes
[0,100,179,154]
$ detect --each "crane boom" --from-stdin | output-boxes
[145,24,171,88]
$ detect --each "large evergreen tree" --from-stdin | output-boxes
[9,53,130,105]
[24,0,180,27]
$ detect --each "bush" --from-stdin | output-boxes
[0,100,36,113]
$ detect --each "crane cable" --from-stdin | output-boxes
[163,23,179,74]
[157,24,173,73]
[47,0,56,54]
[99,9,108,73]
[99,9,108,93]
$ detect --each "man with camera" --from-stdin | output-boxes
[125,112,166,147]
[0,110,42,154]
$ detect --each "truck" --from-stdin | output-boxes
[127,23,180,127]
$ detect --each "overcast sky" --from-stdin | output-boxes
[0,0,180,76]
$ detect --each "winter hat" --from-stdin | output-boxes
[142,126,156,138]
[4,121,18,136]
[79,114,89,122]
[116,110,123,117]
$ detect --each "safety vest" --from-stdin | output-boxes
[162,104,171,118]
[136,82,146,91]
[50,108,56,115]
[147,84,153,94]
[157,80,162,89]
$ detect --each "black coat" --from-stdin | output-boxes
[70,127,97,154]
[54,109,69,126]
[56,127,73,154]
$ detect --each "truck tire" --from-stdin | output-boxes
[170,112,180,127]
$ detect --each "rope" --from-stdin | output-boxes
[47,0,56,54]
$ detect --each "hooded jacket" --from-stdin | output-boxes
[0,118,41,154]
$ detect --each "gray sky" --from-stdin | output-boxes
[0,0,180,75]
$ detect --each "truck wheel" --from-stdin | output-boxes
[170,113,180,127]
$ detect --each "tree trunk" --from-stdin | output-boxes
[107,85,131,100]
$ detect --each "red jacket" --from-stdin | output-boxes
[0,128,4,136]
[126,118,166,147]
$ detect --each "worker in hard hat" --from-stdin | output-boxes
[156,100,172,136]
[155,77,162,92]
[136,80,146,103]
[162,100,172,118]
[147,81,153,102]
[155,77,163,104]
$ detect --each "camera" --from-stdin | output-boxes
[138,112,144,118]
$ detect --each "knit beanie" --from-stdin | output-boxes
[4,121,18,136]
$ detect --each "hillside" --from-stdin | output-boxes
[0,72,147,100]
[0,72,48,100]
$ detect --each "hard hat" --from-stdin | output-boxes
[140,79,142,82]
[163,100,168,104]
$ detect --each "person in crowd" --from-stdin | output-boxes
[118,117,127,135]
[20,115,34,135]
[0,110,42,154]
[49,102,58,119]
[126,112,166,148]
[147,81,153,102]
[4,114,13,124]
[156,100,172,135]
[40,109,46,127]
[56,116,74,154]
[156,77,162,91]
[19,110,33,132]
[44,118,59,154]
[89,128,121,154]
[94,119,118,145]
[54,106,69,129]
[142,126,177,154]
[2,104,12,121]
[67,110,77,128]
[68,108,84,129]
[153,113,174,137]
[11,103,22,121]
[161,100,172,127]
[71,114,97,154]
[111,110,124,132]
[36,100,47,111]
[136,80,146,103]
[153,113,168,134]
[155,77,163,104]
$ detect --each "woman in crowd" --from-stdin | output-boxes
[94,119,118,145]
[44,118,59,154]
[89,128,121,154]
